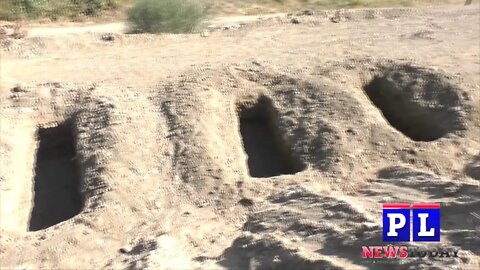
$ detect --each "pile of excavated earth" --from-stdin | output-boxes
[1,5,479,270]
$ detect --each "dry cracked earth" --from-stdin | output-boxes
[0,5,479,270]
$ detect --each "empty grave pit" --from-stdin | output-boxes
[363,67,465,142]
[237,96,305,178]
[29,121,83,231]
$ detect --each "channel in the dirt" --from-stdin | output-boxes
[1,84,125,232]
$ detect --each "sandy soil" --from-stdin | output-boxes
[0,5,479,270]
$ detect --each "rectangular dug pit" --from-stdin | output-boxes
[29,122,83,231]
[238,96,305,178]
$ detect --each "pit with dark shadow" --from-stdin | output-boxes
[29,122,83,231]
[363,72,463,142]
[237,96,305,178]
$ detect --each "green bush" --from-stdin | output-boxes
[127,0,209,34]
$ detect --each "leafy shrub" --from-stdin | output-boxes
[127,0,209,34]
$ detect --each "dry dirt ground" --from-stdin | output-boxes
[0,5,479,270]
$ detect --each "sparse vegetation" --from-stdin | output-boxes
[0,0,465,22]
[0,0,121,21]
[127,0,209,33]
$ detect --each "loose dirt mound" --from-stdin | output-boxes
[1,5,479,270]
[1,59,478,269]
[465,154,480,180]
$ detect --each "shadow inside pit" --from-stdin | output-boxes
[28,122,83,231]
[363,71,462,142]
[238,96,305,178]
